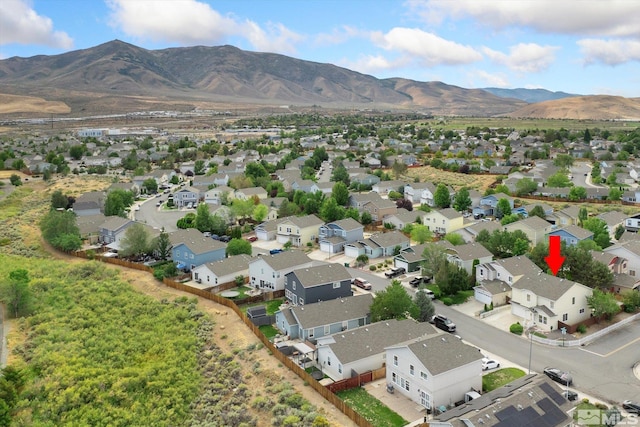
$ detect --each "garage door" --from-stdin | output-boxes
[344,245,362,259]
[474,287,492,305]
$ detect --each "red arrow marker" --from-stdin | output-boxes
[544,235,565,275]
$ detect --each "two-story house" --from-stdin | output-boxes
[597,211,628,240]
[421,208,464,235]
[403,182,432,204]
[204,185,234,205]
[173,186,200,208]
[385,334,483,412]
[315,319,437,381]
[510,273,593,332]
[547,225,594,247]
[504,215,554,245]
[605,240,640,282]
[472,192,514,218]
[190,254,253,289]
[284,264,353,306]
[248,250,314,291]
[277,215,324,247]
[235,186,268,201]
[474,256,543,306]
[348,193,398,221]
[169,228,227,271]
[99,216,134,246]
[344,230,410,259]
[445,242,493,275]
[318,218,365,255]
[624,212,640,233]
[371,180,406,195]
[275,294,373,341]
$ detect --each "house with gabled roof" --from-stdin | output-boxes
[385,334,483,412]
[597,210,627,239]
[551,205,581,226]
[624,212,640,233]
[403,182,432,203]
[318,218,364,255]
[472,192,514,218]
[547,225,594,247]
[255,217,282,241]
[344,230,410,259]
[72,191,104,216]
[169,228,227,271]
[190,254,253,289]
[275,294,373,341]
[504,215,554,245]
[276,214,324,247]
[173,186,200,208]
[348,193,397,221]
[204,185,233,205]
[234,186,268,201]
[457,220,502,243]
[99,216,134,247]
[371,180,406,195]
[284,264,353,306]
[510,273,592,332]
[444,242,493,275]
[382,209,423,231]
[422,208,464,235]
[291,179,317,193]
[191,174,218,189]
[315,319,438,381]
[393,243,429,273]
[249,250,314,291]
[474,256,542,306]
[604,240,640,280]
[77,213,107,244]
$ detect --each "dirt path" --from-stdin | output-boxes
[45,246,355,427]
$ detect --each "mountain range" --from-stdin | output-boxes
[0,40,639,119]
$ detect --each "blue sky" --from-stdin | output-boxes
[1,0,640,97]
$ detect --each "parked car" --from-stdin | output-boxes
[481,358,500,371]
[246,236,258,242]
[543,367,573,386]
[431,314,456,333]
[269,248,283,255]
[219,235,232,243]
[352,277,372,290]
[563,390,578,401]
[385,267,406,278]
[418,288,435,300]
[210,234,220,240]
[409,276,431,287]
[623,400,640,414]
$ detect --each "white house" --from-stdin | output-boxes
[191,254,252,288]
[385,334,483,412]
[248,250,313,291]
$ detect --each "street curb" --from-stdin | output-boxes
[633,361,640,381]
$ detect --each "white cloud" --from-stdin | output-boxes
[106,0,302,53]
[371,27,482,66]
[470,70,510,88]
[483,43,559,73]
[578,38,640,65]
[412,0,640,38]
[0,0,73,49]
[315,26,365,46]
[341,54,408,75]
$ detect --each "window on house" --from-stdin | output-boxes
[562,313,568,322]
[324,325,330,335]
[392,372,397,384]
[333,282,340,289]
[405,380,410,391]
[527,294,531,302]
[580,308,585,314]
[299,298,304,305]
[631,270,636,277]
[292,282,296,290]
[572,297,575,305]
[393,355,398,366]
[308,329,314,338]
[539,315,543,323]
[327,356,331,366]
[338,365,342,374]
[550,301,554,309]
[215,278,218,285]
[421,371,428,380]
[508,276,513,283]
[410,365,414,376]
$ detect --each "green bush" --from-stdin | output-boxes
[441,297,453,306]
[369,265,376,271]
[510,322,524,335]
[576,324,587,334]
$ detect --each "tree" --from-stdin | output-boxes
[529,205,546,219]
[568,186,587,201]
[251,204,268,223]
[51,189,70,210]
[0,269,33,318]
[331,164,350,185]
[119,223,151,258]
[231,199,255,224]
[496,198,512,218]
[355,254,369,268]
[320,197,345,222]
[583,128,592,144]
[226,238,252,256]
[434,184,450,208]
[194,203,213,232]
[621,289,640,313]
[69,144,85,160]
[391,160,408,180]
[444,233,465,246]
[453,187,472,212]
[210,214,228,236]
[9,174,21,186]
[410,224,432,244]
[142,178,158,194]
[412,288,435,322]
[614,224,625,241]
[547,172,572,188]
[104,189,134,217]
[582,218,610,249]
[421,244,447,278]
[40,209,82,251]
[331,181,350,206]
[515,178,538,196]
[193,159,206,175]
[370,281,415,322]
[588,260,615,290]
[435,261,469,296]
[608,187,623,201]
[151,228,171,260]
[553,154,574,168]
[587,289,620,321]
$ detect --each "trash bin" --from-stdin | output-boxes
[344,263,350,267]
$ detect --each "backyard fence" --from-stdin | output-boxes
[326,366,387,393]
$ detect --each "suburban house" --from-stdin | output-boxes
[597,210,627,239]
[348,193,398,221]
[235,186,268,201]
[344,230,410,259]
[457,221,502,243]
[315,319,437,381]
[418,182,448,207]
[77,213,107,244]
[190,254,253,289]
[590,251,639,293]
[204,185,233,205]
[318,218,365,255]
[173,186,200,208]
[254,218,281,241]
[624,212,640,233]
[547,225,594,247]
[169,228,227,271]
[275,294,373,341]
[550,205,581,226]
[371,180,406,195]
[504,215,554,245]
[99,216,134,246]
[385,334,483,412]
[434,374,573,427]
[393,243,429,273]
[276,215,324,247]
[72,191,104,216]
[474,256,543,306]
[382,209,423,231]
[403,182,433,203]
[605,240,640,281]
[421,208,464,235]
[472,192,514,218]
[444,242,494,275]
[249,250,314,291]
[284,264,353,306]
[510,273,593,332]
[191,174,218,190]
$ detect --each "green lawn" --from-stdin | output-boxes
[336,388,407,427]
[482,368,526,392]
[241,298,284,315]
[259,324,279,340]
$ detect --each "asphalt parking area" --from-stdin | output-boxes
[580,319,640,357]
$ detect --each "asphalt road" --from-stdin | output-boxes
[571,162,605,188]
[134,195,185,233]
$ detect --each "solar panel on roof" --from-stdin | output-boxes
[539,381,566,406]
[495,406,519,421]
[538,397,568,426]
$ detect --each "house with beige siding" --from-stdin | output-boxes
[421,208,464,235]
[276,214,324,247]
[504,215,554,245]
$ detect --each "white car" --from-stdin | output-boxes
[482,358,500,371]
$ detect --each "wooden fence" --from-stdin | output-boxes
[70,250,373,426]
[326,366,386,393]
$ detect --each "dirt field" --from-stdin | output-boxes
[406,165,497,191]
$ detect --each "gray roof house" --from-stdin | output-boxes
[276,214,324,247]
[99,216,134,246]
[249,250,314,291]
[318,218,365,255]
[445,242,494,275]
[284,264,353,306]
[191,254,253,290]
[344,230,410,259]
[504,215,554,245]
[547,225,594,247]
[169,228,227,271]
[275,294,373,341]
[382,209,423,230]
[316,319,438,380]
[393,243,429,273]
